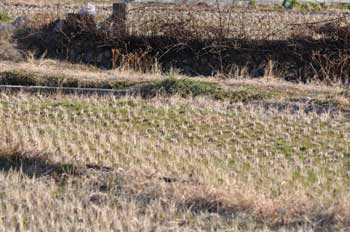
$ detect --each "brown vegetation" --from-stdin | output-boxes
[10,7,350,83]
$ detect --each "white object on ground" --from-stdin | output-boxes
[79,2,96,15]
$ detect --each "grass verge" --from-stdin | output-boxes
[0,69,280,102]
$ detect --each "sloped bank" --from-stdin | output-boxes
[0,69,276,101]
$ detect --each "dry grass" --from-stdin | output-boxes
[0,90,350,230]
[1,60,350,106]
[3,0,116,6]
[0,60,161,82]
[1,7,350,226]
[0,32,23,62]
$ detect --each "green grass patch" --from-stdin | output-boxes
[339,2,350,9]
[145,78,218,97]
[301,2,322,11]
[0,11,11,22]
[141,78,274,102]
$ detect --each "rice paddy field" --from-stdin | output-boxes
[0,61,349,231]
[1,0,350,231]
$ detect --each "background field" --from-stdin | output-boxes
[4,0,350,81]
[1,1,350,231]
